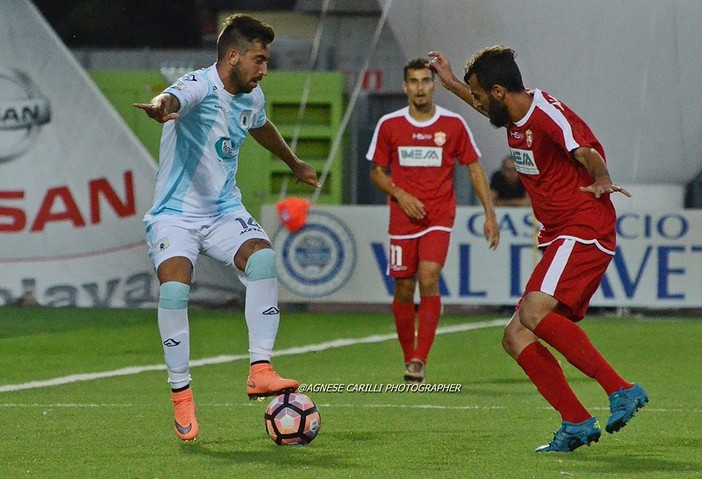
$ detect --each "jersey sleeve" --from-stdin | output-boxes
[164,71,208,118]
[365,118,392,167]
[454,116,481,165]
[537,92,596,155]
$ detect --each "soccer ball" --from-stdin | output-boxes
[264,392,321,445]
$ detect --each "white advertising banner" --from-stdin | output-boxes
[0,0,246,308]
[262,205,702,308]
[0,0,159,307]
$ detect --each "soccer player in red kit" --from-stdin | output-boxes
[366,58,499,384]
[428,46,648,452]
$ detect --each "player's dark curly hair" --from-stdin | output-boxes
[404,57,435,81]
[464,45,524,92]
[217,14,275,60]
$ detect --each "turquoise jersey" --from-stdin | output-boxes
[144,64,267,221]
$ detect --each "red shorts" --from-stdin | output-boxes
[518,237,613,321]
[388,229,451,278]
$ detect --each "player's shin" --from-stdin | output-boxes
[244,249,280,363]
[415,295,441,363]
[245,276,279,361]
[534,312,631,395]
[392,300,417,363]
[517,341,591,423]
[158,281,191,389]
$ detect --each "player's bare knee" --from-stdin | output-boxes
[394,277,416,301]
[417,272,439,289]
[501,322,520,357]
[157,257,193,284]
[417,278,440,297]
[501,331,515,355]
[247,238,272,251]
[518,297,548,330]
[518,308,544,331]
[235,239,273,270]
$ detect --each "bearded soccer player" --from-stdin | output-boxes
[366,58,499,384]
[134,14,320,441]
[428,46,647,452]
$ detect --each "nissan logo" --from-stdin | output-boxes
[0,68,51,163]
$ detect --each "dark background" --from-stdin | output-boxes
[32,0,297,48]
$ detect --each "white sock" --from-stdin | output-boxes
[158,306,190,389]
[245,277,280,363]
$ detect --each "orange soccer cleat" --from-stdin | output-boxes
[171,387,200,441]
[247,363,299,399]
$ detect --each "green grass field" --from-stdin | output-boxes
[1,307,700,478]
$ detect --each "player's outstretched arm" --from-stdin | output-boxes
[250,119,321,189]
[467,161,500,249]
[573,147,631,199]
[133,93,180,123]
[427,51,487,118]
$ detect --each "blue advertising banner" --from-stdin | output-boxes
[263,205,702,308]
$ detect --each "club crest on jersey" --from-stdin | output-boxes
[239,110,252,129]
[156,237,170,252]
[433,131,447,146]
[526,129,533,148]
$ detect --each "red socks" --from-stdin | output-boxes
[392,300,416,363]
[517,342,591,423]
[415,295,441,364]
[534,312,632,395]
[392,296,441,364]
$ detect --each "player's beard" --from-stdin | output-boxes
[488,96,510,128]
[412,96,432,112]
[231,66,256,94]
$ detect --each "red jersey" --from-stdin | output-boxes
[366,106,480,237]
[507,89,616,253]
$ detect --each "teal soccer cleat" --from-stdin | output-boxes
[606,383,648,433]
[535,417,601,453]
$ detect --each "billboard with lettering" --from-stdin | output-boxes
[262,205,702,308]
[0,0,245,308]
[0,1,160,307]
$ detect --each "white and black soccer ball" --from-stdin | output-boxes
[264,392,321,445]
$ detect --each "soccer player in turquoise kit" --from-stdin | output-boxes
[134,14,320,441]
[428,46,648,452]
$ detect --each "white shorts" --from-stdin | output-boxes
[145,210,270,273]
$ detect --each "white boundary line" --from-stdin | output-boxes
[0,402,699,414]
[0,319,508,394]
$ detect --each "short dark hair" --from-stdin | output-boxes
[403,57,434,81]
[464,45,524,92]
[217,14,275,60]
